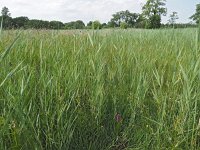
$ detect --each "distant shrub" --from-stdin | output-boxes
[92,21,101,30]
[120,22,128,29]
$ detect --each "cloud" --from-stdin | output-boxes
[0,0,144,23]
[0,0,196,23]
[60,0,144,22]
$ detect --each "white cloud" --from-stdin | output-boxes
[0,0,144,23]
[1,0,196,24]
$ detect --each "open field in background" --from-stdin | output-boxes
[0,28,200,149]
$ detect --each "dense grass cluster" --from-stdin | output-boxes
[0,28,200,149]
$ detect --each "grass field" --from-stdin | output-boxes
[0,28,200,149]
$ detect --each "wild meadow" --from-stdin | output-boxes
[0,28,200,149]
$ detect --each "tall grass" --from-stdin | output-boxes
[0,28,200,149]
[0,17,3,39]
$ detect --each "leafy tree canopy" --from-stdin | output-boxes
[142,0,167,28]
[110,10,140,27]
[1,6,10,17]
[190,4,200,24]
[92,20,101,29]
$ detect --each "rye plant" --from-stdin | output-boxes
[0,28,200,149]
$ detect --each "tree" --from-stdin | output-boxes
[101,23,107,28]
[13,17,29,28]
[123,11,140,27]
[0,16,13,29]
[86,21,93,29]
[142,0,167,28]
[1,7,11,17]
[74,20,85,29]
[110,10,140,27]
[168,12,179,27]
[135,14,146,28]
[49,21,64,29]
[65,20,85,29]
[92,21,101,29]
[190,4,200,24]
[27,19,49,29]
[111,12,121,27]
[120,22,128,29]
[65,21,75,29]
[0,7,13,29]
[107,21,116,28]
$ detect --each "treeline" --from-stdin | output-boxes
[1,12,196,30]
[0,1,199,30]
[0,15,86,30]
[162,23,197,28]
[0,11,144,30]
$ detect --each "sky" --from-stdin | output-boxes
[0,0,199,24]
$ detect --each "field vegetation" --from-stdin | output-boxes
[0,27,200,149]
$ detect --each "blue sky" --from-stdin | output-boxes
[162,0,199,23]
[0,0,199,23]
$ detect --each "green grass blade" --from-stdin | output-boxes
[0,61,23,87]
[0,34,20,62]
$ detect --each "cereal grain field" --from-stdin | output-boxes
[0,28,200,149]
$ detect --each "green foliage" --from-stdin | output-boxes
[49,21,64,29]
[110,10,140,27]
[65,20,85,29]
[101,23,107,28]
[1,6,10,17]
[13,17,29,29]
[168,12,179,25]
[107,21,116,28]
[92,20,101,29]
[168,12,179,28]
[86,21,93,29]
[27,19,49,29]
[75,20,85,29]
[0,16,13,29]
[120,22,128,29]
[142,0,167,28]
[190,4,200,24]
[0,7,12,29]
[148,15,162,29]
